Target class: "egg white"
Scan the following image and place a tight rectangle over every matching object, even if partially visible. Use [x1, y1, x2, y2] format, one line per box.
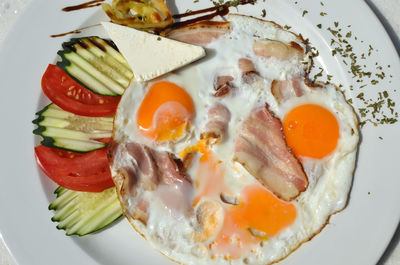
[111, 14, 359, 265]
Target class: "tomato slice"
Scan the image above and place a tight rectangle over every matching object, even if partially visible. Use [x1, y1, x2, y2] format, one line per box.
[41, 64, 121, 117]
[35, 145, 114, 192]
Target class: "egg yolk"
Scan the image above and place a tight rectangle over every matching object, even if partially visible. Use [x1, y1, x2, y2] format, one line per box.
[180, 140, 226, 207]
[283, 104, 339, 159]
[137, 81, 195, 141]
[211, 185, 297, 259]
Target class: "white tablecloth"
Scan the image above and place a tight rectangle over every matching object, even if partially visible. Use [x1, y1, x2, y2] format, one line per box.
[0, 0, 399, 264]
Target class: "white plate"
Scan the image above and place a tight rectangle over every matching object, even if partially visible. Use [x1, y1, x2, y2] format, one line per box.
[0, 0, 399, 264]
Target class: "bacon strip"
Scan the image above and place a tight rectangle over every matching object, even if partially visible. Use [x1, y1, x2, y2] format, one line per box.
[238, 58, 259, 84]
[150, 149, 191, 185]
[238, 58, 257, 76]
[214, 75, 235, 97]
[165, 21, 230, 46]
[201, 103, 231, 143]
[109, 141, 192, 224]
[233, 105, 308, 201]
[271, 76, 304, 103]
[122, 142, 191, 186]
[131, 199, 150, 225]
[253, 39, 303, 61]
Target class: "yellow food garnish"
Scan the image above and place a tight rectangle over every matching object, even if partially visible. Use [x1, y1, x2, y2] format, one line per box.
[102, 0, 173, 31]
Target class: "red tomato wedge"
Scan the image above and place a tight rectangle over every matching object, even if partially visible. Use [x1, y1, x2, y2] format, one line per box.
[41, 64, 120, 117]
[35, 145, 114, 192]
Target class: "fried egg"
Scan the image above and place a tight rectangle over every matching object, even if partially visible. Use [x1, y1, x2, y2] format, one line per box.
[109, 14, 359, 265]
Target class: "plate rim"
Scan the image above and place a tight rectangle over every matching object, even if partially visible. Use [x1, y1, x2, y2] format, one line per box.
[0, 0, 399, 265]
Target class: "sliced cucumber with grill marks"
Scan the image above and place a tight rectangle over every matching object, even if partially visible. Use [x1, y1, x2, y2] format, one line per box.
[57, 36, 133, 96]
[49, 186, 123, 236]
[33, 104, 113, 152]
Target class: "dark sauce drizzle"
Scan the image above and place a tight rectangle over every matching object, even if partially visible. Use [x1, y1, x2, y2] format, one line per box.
[170, 6, 229, 29]
[62, 0, 104, 12]
[170, 0, 256, 29]
[52, 0, 256, 37]
[50, 24, 100, 38]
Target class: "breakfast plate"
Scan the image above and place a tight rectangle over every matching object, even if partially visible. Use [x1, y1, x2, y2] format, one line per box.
[0, 0, 399, 265]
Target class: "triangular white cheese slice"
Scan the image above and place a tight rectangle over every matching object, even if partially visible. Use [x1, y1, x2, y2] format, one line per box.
[102, 22, 206, 82]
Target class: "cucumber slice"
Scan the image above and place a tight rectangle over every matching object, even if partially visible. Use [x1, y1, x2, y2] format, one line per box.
[33, 104, 113, 152]
[92, 37, 132, 69]
[49, 186, 123, 236]
[59, 61, 117, 96]
[62, 52, 125, 95]
[79, 38, 133, 80]
[70, 39, 130, 87]
[57, 36, 133, 96]
[41, 138, 106, 153]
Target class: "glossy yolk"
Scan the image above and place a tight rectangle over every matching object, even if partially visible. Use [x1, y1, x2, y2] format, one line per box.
[194, 150, 225, 206]
[180, 140, 225, 206]
[283, 104, 339, 159]
[211, 185, 297, 259]
[137, 81, 195, 141]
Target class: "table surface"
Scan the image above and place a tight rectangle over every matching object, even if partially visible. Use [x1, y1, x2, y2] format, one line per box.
[0, 0, 399, 264]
